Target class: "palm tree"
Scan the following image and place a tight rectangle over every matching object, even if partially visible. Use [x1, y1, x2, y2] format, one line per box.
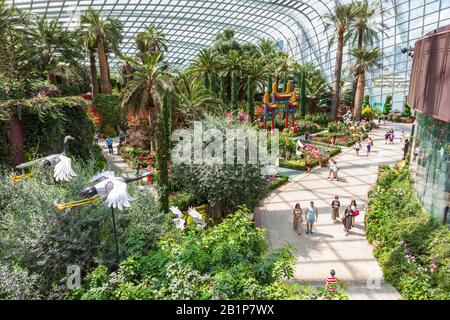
[219, 49, 244, 109]
[120, 52, 173, 130]
[350, 0, 387, 106]
[213, 28, 241, 54]
[175, 74, 224, 122]
[274, 51, 295, 91]
[80, 7, 123, 94]
[188, 48, 219, 90]
[323, 0, 355, 120]
[78, 27, 99, 95]
[136, 24, 167, 58]
[28, 17, 81, 84]
[351, 47, 382, 121]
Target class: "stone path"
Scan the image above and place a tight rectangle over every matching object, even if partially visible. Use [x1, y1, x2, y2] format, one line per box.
[98, 137, 134, 176]
[255, 123, 412, 300]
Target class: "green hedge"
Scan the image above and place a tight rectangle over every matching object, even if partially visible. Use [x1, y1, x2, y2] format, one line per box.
[268, 175, 289, 190]
[0, 96, 95, 166]
[367, 164, 450, 300]
[92, 94, 122, 133]
[280, 158, 318, 171]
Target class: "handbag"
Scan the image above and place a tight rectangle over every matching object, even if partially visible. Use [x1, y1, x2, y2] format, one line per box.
[353, 210, 360, 217]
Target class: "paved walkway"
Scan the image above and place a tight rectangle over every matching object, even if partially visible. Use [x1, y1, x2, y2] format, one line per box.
[97, 138, 156, 194]
[255, 123, 412, 300]
[98, 137, 134, 175]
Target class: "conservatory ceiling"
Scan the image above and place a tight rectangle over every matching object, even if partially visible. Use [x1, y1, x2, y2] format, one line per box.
[8, 0, 333, 68]
[7, 0, 450, 110]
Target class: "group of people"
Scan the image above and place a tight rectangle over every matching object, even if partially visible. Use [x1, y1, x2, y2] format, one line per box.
[331, 196, 359, 236]
[292, 202, 319, 235]
[327, 159, 340, 181]
[292, 197, 359, 236]
[354, 137, 374, 157]
[384, 129, 395, 144]
[93, 129, 127, 155]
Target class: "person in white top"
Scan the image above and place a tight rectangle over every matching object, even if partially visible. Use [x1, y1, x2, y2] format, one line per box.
[354, 140, 362, 156]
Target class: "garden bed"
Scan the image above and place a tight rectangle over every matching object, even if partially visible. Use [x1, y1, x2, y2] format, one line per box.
[366, 164, 450, 300]
[313, 132, 368, 147]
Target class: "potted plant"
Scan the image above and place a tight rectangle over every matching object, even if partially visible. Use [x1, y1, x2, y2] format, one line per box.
[402, 103, 415, 123]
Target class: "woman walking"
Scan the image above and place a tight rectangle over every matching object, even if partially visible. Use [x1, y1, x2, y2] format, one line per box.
[330, 160, 340, 182]
[366, 138, 372, 157]
[305, 201, 319, 235]
[343, 205, 354, 236]
[305, 154, 311, 173]
[354, 140, 362, 156]
[293, 203, 303, 235]
[350, 199, 359, 227]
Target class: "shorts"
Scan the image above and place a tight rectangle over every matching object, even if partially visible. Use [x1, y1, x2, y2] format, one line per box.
[307, 217, 315, 224]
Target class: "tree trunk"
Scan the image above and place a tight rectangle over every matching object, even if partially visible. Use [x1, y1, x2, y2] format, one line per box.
[351, 29, 365, 108]
[231, 70, 238, 110]
[353, 70, 365, 121]
[7, 116, 24, 166]
[247, 76, 254, 122]
[331, 29, 344, 120]
[97, 37, 112, 94]
[47, 69, 57, 85]
[157, 94, 170, 214]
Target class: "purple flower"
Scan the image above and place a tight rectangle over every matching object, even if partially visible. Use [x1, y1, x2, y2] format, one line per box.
[403, 249, 409, 255]
[399, 241, 405, 247]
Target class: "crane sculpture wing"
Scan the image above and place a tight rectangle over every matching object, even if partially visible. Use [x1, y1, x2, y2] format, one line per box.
[173, 217, 186, 230]
[188, 207, 206, 228]
[106, 179, 133, 210]
[53, 155, 77, 182]
[90, 171, 116, 183]
[170, 206, 183, 218]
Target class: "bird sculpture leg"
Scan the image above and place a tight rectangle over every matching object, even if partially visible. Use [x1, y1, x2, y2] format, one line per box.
[10, 172, 33, 183]
[110, 207, 120, 263]
[53, 195, 100, 211]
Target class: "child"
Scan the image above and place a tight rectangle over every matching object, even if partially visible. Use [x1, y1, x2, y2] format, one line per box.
[354, 140, 361, 156]
[331, 196, 340, 223]
[325, 269, 338, 293]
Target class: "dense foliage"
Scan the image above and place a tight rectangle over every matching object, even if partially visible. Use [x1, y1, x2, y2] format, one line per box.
[171, 116, 269, 218]
[0, 160, 169, 299]
[0, 96, 96, 167]
[92, 94, 122, 135]
[70, 207, 347, 300]
[367, 164, 450, 300]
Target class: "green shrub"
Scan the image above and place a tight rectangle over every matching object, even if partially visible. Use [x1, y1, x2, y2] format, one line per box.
[0, 96, 95, 166]
[401, 103, 412, 117]
[367, 164, 450, 300]
[280, 158, 318, 171]
[70, 207, 347, 300]
[0, 160, 169, 299]
[305, 113, 332, 127]
[382, 95, 392, 115]
[92, 94, 122, 132]
[268, 175, 289, 190]
[169, 191, 201, 210]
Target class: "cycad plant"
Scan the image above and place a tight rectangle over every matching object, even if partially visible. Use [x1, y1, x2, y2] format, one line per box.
[188, 48, 219, 90]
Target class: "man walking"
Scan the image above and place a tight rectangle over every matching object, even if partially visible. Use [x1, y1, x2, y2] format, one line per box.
[305, 201, 319, 235]
[106, 136, 114, 155]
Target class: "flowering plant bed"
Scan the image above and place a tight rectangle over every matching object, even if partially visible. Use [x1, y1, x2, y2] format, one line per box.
[367, 164, 450, 300]
[313, 131, 367, 147]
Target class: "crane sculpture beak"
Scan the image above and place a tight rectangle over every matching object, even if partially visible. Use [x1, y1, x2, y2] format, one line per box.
[53, 194, 100, 212]
[10, 173, 33, 183]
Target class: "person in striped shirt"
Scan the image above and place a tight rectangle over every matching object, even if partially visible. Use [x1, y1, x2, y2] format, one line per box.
[325, 269, 338, 292]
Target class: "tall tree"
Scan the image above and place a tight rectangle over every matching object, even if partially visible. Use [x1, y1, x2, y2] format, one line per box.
[351, 47, 382, 121]
[80, 7, 123, 94]
[157, 94, 170, 213]
[246, 76, 254, 122]
[28, 17, 81, 84]
[350, 0, 386, 107]
[79, 26, 99, 95]
[136, 24, 167, 58]
[323, 0, 355, 120]
[120, 52, 173, 144]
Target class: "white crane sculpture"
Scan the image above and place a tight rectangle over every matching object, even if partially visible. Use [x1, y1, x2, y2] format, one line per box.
[170, 206, 206, 229]
[14, 135, 77, 182]
[53, 170, 152, 261]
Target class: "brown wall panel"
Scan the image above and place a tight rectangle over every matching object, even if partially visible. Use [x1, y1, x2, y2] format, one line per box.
[407, 27, 450, 123]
